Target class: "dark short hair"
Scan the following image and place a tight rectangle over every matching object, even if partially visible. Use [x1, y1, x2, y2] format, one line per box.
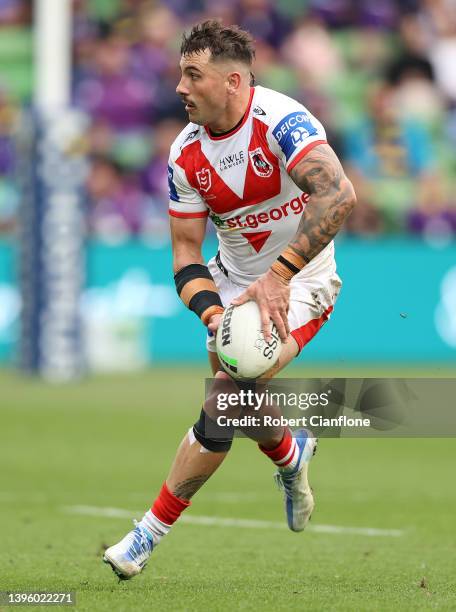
[180, 20, 255, 66]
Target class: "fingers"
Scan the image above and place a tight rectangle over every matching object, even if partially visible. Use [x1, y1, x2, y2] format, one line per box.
[282, 307, 291, 338]
[271, 309, 289, 342]
[261, 304, 290, 343]
[259, 303, 272, 342]
[231, 276, 290, 343]
[231, 291, 249, 306]
[208, 313, 223, 333]
[215, 370, 232, 380]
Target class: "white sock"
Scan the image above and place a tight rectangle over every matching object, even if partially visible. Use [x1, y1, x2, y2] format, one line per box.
[139, 510, 171, 547]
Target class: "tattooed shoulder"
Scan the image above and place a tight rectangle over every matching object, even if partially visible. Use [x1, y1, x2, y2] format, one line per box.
[290, 143, 345, 197]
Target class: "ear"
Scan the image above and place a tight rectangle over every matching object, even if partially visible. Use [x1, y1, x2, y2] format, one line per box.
[226, 72, 241, 94]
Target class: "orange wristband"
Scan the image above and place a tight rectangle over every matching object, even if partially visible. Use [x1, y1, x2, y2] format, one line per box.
[271, 247, 309, 281]
[201, 305, 224, 326]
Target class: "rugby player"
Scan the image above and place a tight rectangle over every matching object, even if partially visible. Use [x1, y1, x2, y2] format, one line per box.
[104, 20, 356, 579]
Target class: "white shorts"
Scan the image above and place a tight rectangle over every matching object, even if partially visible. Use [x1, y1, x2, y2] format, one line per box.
[206, 255, 342, 354]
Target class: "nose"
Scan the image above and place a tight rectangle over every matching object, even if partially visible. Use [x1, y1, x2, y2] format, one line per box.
[176, 77, 189, 96]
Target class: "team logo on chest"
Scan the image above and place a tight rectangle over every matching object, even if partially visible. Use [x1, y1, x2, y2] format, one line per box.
[249, 147, 273, 178]
[196, 168, 211, 192]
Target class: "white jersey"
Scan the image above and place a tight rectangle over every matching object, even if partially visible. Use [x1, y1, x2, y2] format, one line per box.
[168, 85, 335, 286]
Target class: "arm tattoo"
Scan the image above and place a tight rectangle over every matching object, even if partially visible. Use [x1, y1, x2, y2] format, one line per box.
[289, 144, 356, 263]
[172, 475, 210, 500]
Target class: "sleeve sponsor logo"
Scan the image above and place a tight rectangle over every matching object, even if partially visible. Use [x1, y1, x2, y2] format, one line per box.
[168, 165, 179, 202]
[272, 111, 318, 160]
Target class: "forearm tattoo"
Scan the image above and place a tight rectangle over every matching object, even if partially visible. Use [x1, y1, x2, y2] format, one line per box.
[172, 475, 210, 500]
[289, 144, 356, 263]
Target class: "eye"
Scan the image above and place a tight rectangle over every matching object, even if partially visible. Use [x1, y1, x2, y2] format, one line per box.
[190, 73, 200, 81]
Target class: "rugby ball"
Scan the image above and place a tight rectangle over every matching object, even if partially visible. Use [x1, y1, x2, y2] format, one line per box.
[216, 301, 282, 380]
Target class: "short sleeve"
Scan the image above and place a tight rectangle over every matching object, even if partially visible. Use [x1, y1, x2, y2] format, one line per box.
[269, 106, 327, 173]
[168, 158, 208, 219]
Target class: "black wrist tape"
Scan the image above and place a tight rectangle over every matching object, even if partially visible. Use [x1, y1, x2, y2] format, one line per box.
[189, 290, 223, 319]
[174, 264, 223, 319]
[277, 255, 301, 275]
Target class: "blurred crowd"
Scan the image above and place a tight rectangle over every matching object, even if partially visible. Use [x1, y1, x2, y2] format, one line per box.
[0, 0, 456, 242]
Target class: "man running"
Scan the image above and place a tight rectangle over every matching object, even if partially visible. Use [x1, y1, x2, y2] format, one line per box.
[104, 20, 356, 580]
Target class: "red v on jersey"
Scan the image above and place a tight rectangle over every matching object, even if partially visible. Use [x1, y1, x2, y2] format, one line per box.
[175, 119, 281, 215]
[241, 230, 272, 253]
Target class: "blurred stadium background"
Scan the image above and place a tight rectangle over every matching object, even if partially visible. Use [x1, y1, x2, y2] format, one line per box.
[0, 0, 455, 375]
[1, 3, 456, 610]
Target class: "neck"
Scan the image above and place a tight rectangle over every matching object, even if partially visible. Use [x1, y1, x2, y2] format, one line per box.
[207, 87, 252, 134]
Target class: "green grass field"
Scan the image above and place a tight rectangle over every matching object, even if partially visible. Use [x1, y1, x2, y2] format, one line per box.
[1, 367, 455, 611]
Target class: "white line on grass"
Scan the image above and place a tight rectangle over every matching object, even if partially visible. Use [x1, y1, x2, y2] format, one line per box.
[62, 505, 404, 538]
